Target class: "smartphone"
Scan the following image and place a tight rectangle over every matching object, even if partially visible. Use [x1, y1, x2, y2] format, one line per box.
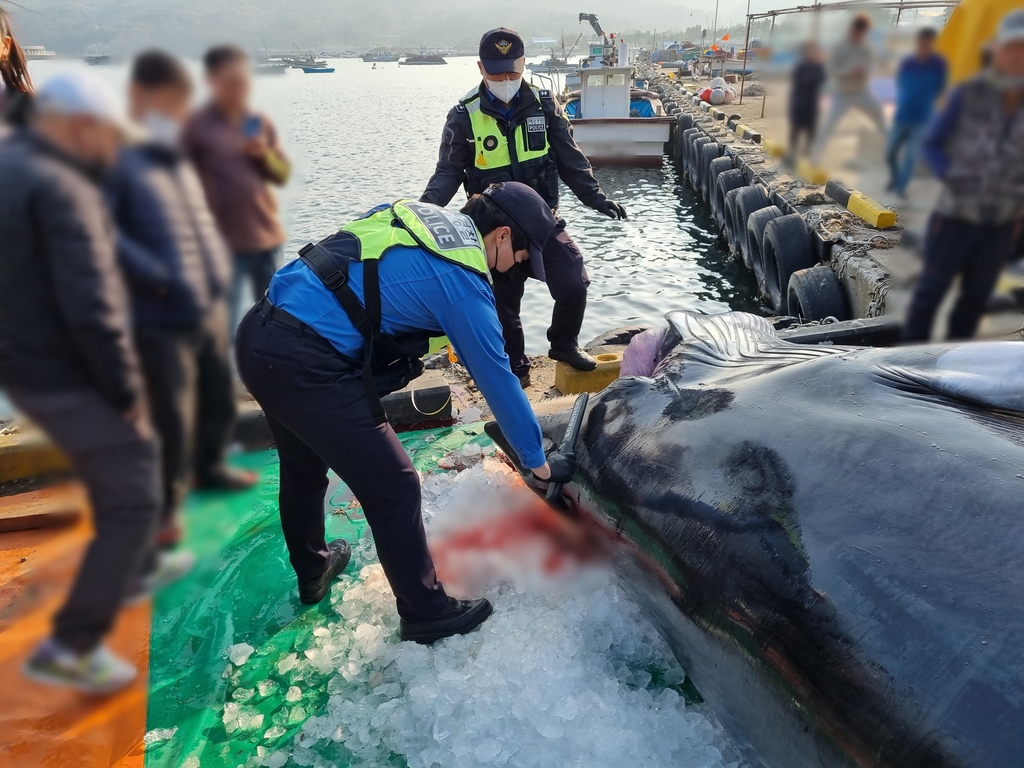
[242, 115, 262, 139]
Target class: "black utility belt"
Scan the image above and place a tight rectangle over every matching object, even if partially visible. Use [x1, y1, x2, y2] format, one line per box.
[256, 295, 318, 337]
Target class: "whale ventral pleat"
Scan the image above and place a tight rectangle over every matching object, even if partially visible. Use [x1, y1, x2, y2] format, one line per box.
[657, 311, 846, 384]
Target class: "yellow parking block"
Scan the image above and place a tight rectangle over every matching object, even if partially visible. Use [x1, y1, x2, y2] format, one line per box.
[554, 352, 622, 395]
[795, 157, 829, 185]
[847, 192, 897, 229]
[762, 139, 786, 158]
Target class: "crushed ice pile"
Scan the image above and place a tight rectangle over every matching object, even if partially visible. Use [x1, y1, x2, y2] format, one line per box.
[222, 449, 740, 768]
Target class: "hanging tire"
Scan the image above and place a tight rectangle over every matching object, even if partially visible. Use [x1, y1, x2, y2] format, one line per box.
[763, 214, 817, 313]
[731, 185, 771, 269]
[788, 266, 849, 321]
[690, 137, 713, 190]
[697, 143, 723, 201]
[713, 169, 745, 234]
[723, 186, 747, 258]
[746, 205, 784, 292]
[703, 155, 733, 205]
[677, 113, 693, 131]
[680, 128, 699, 170]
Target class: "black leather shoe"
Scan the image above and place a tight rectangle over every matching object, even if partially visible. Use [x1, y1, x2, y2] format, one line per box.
[298, 539, 352, 604]
[518, 372, 531, 390]
[548, 347, 597, 371]
[399, 597, 493, 645]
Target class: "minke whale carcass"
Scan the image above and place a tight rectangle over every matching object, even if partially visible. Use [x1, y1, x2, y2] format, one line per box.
[538, 311, 1024, 768]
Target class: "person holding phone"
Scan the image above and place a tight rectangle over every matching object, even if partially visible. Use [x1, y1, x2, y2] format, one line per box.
[184, 45, 290, 331]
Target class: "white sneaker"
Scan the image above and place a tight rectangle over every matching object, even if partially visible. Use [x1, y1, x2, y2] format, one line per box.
[124, 549, 197, 606]
[24, 638, 137, 695]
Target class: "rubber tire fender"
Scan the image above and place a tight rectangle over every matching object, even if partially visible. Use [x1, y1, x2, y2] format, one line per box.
[679, 128, 700, 169]
[723, 186, 747, 259]
[703, 155, 734, 205]
[787, 265, 849, 321]
[731, 185, 771, 269]
[763, 213, 816, 313]
[676, 113, 693, 131]
[713, 169, 746, 235]
[697, 143, 724, 201]
[689, 136, 714, 190]
[746, 205, 785, 292]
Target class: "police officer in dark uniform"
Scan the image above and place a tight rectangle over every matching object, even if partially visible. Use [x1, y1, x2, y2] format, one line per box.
[235, 182, 577, 645]
[422, 28, 627, 388]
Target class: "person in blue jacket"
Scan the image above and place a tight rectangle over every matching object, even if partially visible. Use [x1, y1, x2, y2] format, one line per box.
[885, 27, 946, 199]
[235, 182, 576, 644]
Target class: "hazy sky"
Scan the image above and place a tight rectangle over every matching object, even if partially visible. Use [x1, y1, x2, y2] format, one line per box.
[9, 0, 823, 55]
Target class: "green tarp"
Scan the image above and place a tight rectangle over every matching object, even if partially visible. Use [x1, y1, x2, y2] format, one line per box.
[144, 425, 492, 768]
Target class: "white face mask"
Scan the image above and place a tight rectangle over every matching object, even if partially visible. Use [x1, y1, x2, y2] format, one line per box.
[485, 76, 522, 104]
[142, 110, 181, 147]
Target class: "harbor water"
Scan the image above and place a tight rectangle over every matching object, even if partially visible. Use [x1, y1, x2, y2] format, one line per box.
[26, 56, 759, 353]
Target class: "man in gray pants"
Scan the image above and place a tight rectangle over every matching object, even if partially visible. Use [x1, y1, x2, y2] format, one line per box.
[0, 72, 161, 693]
[812, 13, 886, 164]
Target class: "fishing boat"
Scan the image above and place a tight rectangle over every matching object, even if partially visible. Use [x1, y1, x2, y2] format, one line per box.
[527, 57, 577, 74]
[287, 52, 329, 69]
[301, 66, 335, 74]
[84, 54, 111, 66]
[562, 34, 672, 166]
[400, 54, 447, 65]
[361, 49, 400, 63]
[255, 60, 289, 75]
[23, 45, 55, 60]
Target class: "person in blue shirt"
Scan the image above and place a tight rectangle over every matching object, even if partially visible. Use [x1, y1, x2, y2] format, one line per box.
[234, 182, 576, 645]
[886, 28, 947, 199]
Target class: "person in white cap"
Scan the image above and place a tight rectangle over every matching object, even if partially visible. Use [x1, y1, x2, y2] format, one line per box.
[0, 70, 162, 693]
[904, 8, 1024, 341]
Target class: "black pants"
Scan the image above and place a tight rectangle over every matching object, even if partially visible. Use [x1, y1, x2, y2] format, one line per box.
[135, 301, 237, 526]
[903, 215, 1014, 342]
[7, 387, 160, 653]
[234, 303, 449, 621]
[789, 109, 817, 156]
[494, 218, 589, 377]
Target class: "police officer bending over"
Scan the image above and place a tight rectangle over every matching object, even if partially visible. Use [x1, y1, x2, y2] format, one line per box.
[422, 27, 627, 388]
[235, 182, 576, 644]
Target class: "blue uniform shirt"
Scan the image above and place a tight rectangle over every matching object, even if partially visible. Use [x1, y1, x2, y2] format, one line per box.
[268, 242, 546, 469]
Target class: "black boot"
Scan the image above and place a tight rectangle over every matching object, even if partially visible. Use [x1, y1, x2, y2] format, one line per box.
[399, 597, 493, 644]
[547, 298, 596, 371]
[548, 346, 597, 370]
[298, 539, 352, 604]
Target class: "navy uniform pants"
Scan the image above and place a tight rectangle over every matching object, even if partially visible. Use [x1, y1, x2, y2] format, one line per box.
[234, 302, 449, 621]
[903, 214, 1014, 342]
[494, 218, 590, 377]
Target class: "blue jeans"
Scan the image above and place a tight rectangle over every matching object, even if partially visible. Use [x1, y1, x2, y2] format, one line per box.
[229, 245, 282, 331]
[886, 120, 929, 195]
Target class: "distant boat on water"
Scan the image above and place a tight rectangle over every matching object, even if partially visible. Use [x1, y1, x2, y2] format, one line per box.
[255, 61, 289, 75]
[24, 46, 56, 60]
[361, 49, 399, 62]
[85, 54, 111, 66]
[301, 66, 335, 73]
[400, 54, 447, 66]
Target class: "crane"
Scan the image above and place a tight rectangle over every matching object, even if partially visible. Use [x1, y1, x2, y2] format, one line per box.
[578, 13, 607, 45]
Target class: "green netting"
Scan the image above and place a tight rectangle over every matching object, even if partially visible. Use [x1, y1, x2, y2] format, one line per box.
[144, 424, 492, 768]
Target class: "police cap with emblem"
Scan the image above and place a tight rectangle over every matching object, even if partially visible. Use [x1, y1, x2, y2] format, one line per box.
[479, 28, 526, 75]
[482, 182, 557, 281]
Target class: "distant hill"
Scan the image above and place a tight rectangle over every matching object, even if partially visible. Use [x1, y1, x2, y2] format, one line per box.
[8, 0, 744, 56]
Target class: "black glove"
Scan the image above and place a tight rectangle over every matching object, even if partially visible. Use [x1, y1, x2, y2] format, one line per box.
[596, 199, 628, 220]
[532, 451, 577, 485]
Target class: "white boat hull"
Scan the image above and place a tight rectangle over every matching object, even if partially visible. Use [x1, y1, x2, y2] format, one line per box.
[569, 117, 674, 166]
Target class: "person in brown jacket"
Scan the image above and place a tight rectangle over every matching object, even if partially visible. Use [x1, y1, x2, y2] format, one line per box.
[183, 45, 290, 330]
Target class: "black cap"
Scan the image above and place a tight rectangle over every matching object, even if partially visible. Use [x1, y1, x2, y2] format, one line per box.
[482, 182, 557, 281]
[479, 28, 525, 75]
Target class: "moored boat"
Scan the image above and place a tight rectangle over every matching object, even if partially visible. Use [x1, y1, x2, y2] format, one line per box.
[400, 54, 447, 65]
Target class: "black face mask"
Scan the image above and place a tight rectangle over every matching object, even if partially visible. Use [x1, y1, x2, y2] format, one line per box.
[489, 239, 522, 286]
